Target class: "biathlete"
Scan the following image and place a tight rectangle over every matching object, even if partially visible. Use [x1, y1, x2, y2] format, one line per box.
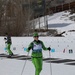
[27, 32, 51, 75]
[4, 33, 13, 57]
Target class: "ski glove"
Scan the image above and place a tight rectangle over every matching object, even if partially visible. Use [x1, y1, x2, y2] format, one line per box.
[4, 38, 7, 40]
[47, 47, 51, 51]
[24, 48, 27, 51]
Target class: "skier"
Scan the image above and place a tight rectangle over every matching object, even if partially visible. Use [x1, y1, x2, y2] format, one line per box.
[4, 33, 13, 57]
[27, 32, 51, 75]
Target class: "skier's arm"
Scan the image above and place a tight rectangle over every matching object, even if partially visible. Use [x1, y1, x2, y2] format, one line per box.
[27, 42, 33, 52]
[42, 41, 51, 51]
[41, 41, 48, 50]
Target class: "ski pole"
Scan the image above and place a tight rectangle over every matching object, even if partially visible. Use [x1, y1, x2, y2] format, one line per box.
[49, 51, 52, 75]
[21, 52, 29, 75]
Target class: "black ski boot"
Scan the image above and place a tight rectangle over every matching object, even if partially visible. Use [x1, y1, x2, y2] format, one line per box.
[7, 55, 12, 58]
[7, 53, 14, 58]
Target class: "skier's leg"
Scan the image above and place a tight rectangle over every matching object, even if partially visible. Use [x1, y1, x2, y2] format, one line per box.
[36, 58, 42, 75]
[7, 44, 13, 55]
[32, 57, 43, 75]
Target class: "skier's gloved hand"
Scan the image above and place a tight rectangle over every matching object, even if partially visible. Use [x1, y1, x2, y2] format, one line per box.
[4, 38, 7, 40]
[48, 47, 51, 51]
[24, 48, 27, 51]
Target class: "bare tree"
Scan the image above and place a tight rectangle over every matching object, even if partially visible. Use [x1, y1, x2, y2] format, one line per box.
[0, 0, 34, 36]
[0, 0, 50, 36]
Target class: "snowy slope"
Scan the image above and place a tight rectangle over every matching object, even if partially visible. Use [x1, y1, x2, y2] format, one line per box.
[48, 11, 75, 31]
[35, 11, 75, 36]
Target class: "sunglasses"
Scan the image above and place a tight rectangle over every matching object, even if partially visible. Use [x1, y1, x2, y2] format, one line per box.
[34, 36, 39, 37]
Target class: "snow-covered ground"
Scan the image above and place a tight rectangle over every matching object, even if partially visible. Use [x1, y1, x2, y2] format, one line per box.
[0, 36, 75, 75]
[0, 11, 75, 75]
